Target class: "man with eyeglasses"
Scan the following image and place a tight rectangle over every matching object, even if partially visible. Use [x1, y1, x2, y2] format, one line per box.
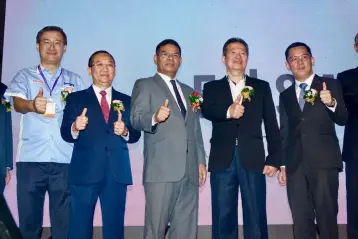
[278, 42, 347, 239]
[337, 33, 358, 239]
[131, 39, 207, 239]
[61, 50, 140, 239]
[4, 26, 84, 239]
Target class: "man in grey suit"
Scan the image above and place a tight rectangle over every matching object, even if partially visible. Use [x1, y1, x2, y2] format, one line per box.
[131, 39, 207, 239]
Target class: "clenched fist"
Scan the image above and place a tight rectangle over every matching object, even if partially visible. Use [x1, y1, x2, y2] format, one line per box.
[114, 111, 128, 136]
[154, 99, 170, 123]
[229, 96, 245, 119]
[73, 108, 88, 133]
[32, 88, 47, 114]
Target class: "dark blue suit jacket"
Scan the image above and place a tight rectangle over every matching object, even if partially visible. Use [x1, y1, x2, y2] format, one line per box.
[0, 83, 13, 175]
[61, 86, 141, 185]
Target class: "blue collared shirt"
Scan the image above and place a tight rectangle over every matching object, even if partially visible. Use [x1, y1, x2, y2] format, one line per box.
[5, 65, 85, 163]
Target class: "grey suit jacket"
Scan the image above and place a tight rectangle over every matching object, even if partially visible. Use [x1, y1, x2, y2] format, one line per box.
[130, 74, 205, 184]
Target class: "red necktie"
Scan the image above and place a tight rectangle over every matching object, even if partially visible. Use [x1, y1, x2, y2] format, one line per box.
[100, 90, 110, 123]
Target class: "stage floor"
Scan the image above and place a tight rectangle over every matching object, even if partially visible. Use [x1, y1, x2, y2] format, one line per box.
[41, 225, 348, 238]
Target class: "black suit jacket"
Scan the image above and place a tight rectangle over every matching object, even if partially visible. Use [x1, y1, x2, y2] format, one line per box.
[202, 76, 281, 172]
[337, 67, 358, 162]
[279, 75, 347, 174]
[0, 83, 13, 175]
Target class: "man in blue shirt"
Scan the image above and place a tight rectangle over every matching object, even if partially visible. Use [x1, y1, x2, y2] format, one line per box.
[0, 82, 13, 193]
[5, 26, 84, 239]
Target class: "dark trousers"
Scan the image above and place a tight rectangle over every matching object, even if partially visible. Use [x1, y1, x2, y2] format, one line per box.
[0, 173, 5, 193]
[16, 162, 70, 239]
[345, 160, 358, 239]
[210, 147, 268, 239]
[69, 172, 127, 239]
[287, 163, 339, 239]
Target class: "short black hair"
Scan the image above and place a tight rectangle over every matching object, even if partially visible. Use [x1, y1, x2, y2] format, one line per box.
[88, 50, 116, 67]
[155, 39, 181, 56]
[222, 38, 249, 56]
[36, 26, 67, 45]
[285, 42, 312, 60]
[355, 33, 358, 44]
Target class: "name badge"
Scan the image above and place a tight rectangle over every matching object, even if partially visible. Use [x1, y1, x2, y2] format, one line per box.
[44, 98, 56, 117]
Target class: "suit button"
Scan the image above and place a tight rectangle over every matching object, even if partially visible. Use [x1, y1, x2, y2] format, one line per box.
[301, 117, 305, 121]
[105, 146, 108, 151]
[106, 129, 110, 134]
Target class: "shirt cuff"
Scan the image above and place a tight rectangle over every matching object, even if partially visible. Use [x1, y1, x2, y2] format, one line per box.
[326, 99, 337, 112]
[152, 114, 158, 126]
[226, 107, 231, 119]
[121, 131, 130, 141]
[71, 123, 79, 139]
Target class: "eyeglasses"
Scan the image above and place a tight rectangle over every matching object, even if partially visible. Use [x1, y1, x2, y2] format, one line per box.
[91, 63, 115, 69]
[288, 54, 310, 64]
[40, 39, 64, 46]
[158, 52, 181, 59]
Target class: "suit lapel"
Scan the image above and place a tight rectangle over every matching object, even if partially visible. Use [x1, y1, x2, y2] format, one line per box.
[286, 84, 302, 114]
[177, 81, 191, 122]
[303, 75, 322, 114]
[153, 74, 184, 119]
[108, 88, 118, 126]
[220, 76, 235, 105]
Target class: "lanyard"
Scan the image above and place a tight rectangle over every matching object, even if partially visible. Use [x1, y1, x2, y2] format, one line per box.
[38, 65, 63, 97]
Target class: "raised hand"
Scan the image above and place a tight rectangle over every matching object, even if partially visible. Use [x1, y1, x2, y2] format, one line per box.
[114, 111, 127, 136]
[320, 82, 334, 106]
[229, 95, 245, 119]
[73, 108, 88, 132]
[32, 87, 47, 114]
[154, 99, 170, 123]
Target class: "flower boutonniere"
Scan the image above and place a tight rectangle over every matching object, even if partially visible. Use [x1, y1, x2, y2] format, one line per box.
[188, 91, 203, 112]
[111, 100, 125, 112]
[61, 87, 73, 102]
[303, 88, 318, 105]
[241, 86, 255, 102]
[1, 98, 11, 112]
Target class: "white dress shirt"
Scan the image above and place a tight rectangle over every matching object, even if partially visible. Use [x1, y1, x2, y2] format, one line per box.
[152, 72, 187, 125]
[226, 75, 246, 118]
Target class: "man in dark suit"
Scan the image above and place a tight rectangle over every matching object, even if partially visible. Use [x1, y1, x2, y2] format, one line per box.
[61, 50, 141, 239]
[0, 82, 13, 193]
[337, 33, 358, 239]
[278, 42, 347, 239]
[201, 38, 281, 239]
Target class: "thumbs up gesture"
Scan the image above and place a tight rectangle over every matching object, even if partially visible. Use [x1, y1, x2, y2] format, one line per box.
[114, 111, 128, 136]
[320, 82, 335, 106]
[73, 108, 88, 132]
[229, 95, 245, 119]
[32, 87, 47, 114]
[154, 99, 170, 123]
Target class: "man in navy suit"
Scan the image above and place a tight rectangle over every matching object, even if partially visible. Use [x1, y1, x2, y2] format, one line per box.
[0, 82, 13, 193]
[61, 50, 141, 239]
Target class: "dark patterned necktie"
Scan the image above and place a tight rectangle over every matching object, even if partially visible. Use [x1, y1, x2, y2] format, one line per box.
[170, 80, 186, 118]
